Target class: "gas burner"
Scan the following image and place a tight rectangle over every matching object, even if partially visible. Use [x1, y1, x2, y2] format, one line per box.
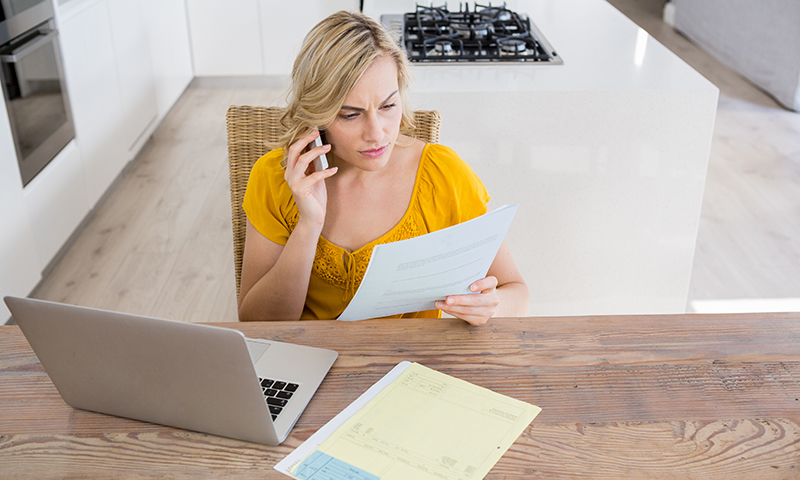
[424, 37, 463, 57]
[498, 37, 529, 54]
[451, 20, 493, 40]
[382, 2, 562, 64]
[416, 6, 448, 22]
[477, 6, 513, 22]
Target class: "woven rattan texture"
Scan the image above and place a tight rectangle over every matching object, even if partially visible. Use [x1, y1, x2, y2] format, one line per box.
[226, 106, 441, 298]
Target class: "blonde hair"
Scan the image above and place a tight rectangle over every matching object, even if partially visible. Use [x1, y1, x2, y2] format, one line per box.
[277, 11, 414, 164]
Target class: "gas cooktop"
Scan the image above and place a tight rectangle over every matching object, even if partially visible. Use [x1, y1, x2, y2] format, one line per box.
[381, 3, 562, 64]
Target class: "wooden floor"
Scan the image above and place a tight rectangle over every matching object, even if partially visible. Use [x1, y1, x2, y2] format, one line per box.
[31, 86, 290, 322]
[30, 1, 800, 321]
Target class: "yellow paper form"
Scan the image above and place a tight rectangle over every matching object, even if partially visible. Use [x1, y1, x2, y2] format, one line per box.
[291, 362, 541, 480]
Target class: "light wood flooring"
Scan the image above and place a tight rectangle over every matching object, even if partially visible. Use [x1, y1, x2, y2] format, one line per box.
[31, 86, 290, 322]
[30, 1, 800, 320]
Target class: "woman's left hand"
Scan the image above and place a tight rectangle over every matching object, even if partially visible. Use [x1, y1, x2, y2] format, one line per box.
[435, 276, 500, 326]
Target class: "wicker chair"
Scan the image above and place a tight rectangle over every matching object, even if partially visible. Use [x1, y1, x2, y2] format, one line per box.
[226, 106, 442, 298]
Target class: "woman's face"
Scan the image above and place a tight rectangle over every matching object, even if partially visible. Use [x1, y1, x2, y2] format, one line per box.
[324, 55, 403, 173]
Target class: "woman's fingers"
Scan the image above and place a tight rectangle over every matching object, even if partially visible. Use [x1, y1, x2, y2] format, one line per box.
[435, 276, 500, 325]
[286, 131, 329, 174]
[471, 276, 498, 292]
[286, 130, 321, 166]
[283, 130, 335, 193]
[282, 130, 337, 227]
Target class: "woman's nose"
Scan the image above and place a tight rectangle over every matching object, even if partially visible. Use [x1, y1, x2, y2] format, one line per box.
[362, 113, 383, 143]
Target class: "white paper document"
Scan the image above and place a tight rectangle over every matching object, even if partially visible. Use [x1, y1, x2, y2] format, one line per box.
[274, 361, 413, 477]
[275, 361, 541, 480]
[337, 204, 518, 321]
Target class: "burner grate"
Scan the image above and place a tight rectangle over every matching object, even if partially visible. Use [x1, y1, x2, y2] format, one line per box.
[382, 2, 562, 64]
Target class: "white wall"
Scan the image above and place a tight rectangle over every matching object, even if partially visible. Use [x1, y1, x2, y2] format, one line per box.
[672, 0, 800, 111]
[186, 0, 358, 77]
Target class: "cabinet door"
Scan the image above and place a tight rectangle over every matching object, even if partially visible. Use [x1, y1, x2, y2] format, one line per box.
[260, 0, 359, 76]
[58, 0, 128, 207]
[187, 0, 263, 76]
[22, 142, 90, 273]
[0, 100, 41, 322]
[107, 0, 159, 154]
[140, 0, 194, 119]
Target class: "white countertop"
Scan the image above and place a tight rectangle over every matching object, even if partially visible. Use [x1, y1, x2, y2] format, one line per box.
[367, 0, 720, 317]
[366, 0, 716, 94]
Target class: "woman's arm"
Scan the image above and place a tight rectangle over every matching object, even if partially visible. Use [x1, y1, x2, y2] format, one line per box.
[435, 241, 529, 325]
[239, 219, 323, 320]
[238, 130, 336, 321]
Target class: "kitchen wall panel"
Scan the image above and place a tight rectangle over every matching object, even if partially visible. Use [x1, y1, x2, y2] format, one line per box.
[140, 0, 194, 118]
[259, 0, 358, 76]
[106, 0, 159, 153]
[58, 0, 128, 207]
[186, 0, 263, 76]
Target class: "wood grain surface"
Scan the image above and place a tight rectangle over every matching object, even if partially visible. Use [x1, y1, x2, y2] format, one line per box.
[2, 313, 800, 478]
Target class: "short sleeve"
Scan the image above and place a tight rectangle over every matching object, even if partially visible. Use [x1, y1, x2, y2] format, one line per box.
[242, 149, 297, 245]
[416, 144, 490, 232]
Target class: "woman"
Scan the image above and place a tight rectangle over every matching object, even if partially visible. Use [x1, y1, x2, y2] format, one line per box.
[239, 11, 528, 325]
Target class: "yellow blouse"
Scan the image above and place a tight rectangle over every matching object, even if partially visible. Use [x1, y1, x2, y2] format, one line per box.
[242, 143, 490, 320]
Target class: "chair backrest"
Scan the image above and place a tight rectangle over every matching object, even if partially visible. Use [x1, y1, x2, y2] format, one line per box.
[226, 106, 442, 298]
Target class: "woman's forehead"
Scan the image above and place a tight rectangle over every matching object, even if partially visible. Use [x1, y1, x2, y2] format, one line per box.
[341, 56, 399, 108]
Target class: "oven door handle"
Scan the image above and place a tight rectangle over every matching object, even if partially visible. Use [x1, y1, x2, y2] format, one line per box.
[0, 30, 58, 63]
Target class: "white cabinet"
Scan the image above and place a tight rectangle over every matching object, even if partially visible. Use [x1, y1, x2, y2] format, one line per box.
[57, 0, 166, 206]
[22, 142, 90, 273]
[186, 0, 358, 77]
[259, 0, 358, 76]
[58, 0, 128, 206]
[0, 99, 41, 322]
[107, 0, 159, 153]
[186, 0, 263, 76]
[140, 0, 194, 118]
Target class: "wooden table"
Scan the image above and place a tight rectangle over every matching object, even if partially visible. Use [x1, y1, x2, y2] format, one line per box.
[2, 313, 799, 478]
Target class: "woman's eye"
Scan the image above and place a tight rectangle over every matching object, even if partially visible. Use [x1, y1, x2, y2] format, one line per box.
[382, 103, 396, 110]
[341, 112, 359, 120]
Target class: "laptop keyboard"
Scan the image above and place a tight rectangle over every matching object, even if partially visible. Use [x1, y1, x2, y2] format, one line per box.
[258, 377, 299, 421]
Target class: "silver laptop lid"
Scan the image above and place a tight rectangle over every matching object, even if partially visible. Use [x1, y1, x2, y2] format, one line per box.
[4, 296, 336, 445]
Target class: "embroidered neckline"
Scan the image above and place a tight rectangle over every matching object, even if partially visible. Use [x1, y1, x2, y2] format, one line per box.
[287, 144, 431, 296]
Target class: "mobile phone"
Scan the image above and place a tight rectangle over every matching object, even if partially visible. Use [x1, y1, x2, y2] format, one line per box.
[311, 130, 329, 172]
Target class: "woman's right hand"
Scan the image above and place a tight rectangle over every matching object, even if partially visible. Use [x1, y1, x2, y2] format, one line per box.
[284, 130, 337, 229]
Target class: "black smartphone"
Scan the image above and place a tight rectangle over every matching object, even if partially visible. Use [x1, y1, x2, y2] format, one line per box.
[310, 130, 329, 172]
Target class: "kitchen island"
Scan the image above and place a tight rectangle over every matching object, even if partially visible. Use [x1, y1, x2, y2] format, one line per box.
[366, 0, 719, 316]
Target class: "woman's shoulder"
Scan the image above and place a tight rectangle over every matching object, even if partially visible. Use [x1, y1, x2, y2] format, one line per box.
[243, 148, 297, 243]
[420, 143, 481, 183]
[415, 143, 490, 225]
[422, 143, 459, 162]
[247, 148, 293, 196]
[245, 147, 294, 211]
[250, 148, 285, 180]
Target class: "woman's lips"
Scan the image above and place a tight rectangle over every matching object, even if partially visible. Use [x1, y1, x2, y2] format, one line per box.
[359, 145, 388, 159]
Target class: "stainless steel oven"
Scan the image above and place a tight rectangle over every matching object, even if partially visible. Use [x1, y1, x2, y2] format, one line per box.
[1, 0, 74, 186]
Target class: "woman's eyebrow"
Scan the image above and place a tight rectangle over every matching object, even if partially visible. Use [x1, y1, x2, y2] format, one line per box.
[340, 90, 399, 111]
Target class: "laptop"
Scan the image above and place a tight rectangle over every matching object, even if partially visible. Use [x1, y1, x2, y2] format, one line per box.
[4, 296, 337, 446]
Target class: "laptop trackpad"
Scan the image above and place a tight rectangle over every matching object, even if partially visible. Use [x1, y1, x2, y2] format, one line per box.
[245, 339, 270, 364]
